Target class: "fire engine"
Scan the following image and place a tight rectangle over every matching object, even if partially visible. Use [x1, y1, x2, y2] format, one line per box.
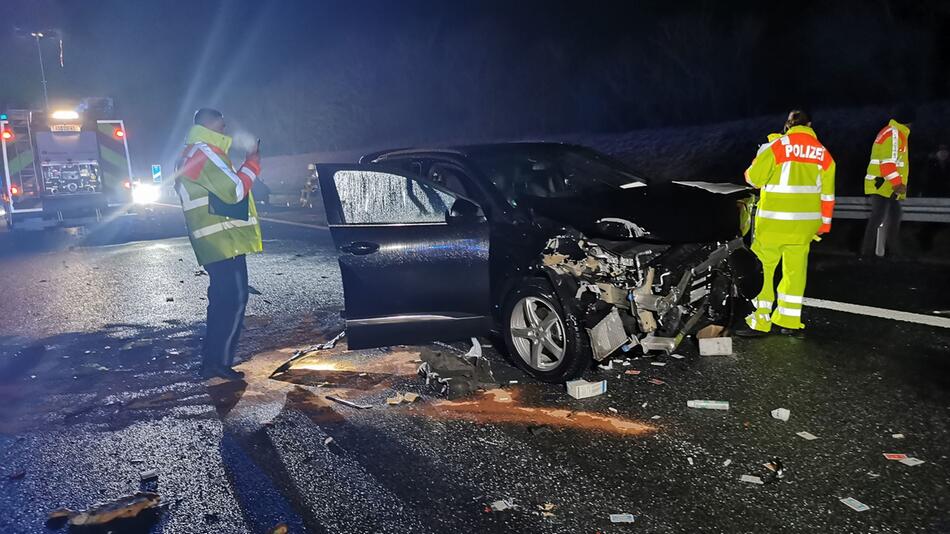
[1, 105, 156, 230]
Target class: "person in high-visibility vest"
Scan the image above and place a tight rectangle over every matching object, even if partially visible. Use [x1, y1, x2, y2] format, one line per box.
[860, 105, 915, 257]
[176, 108, 262, 380]
[736, 110, 836, 337]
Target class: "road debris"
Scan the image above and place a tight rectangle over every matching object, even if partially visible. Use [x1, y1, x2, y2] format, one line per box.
[647, 378, 665, 385]
[699, 336, 732, 355]
[624, 369, 641, 375]
[650, 361, 666, 366]
[538, 503, 557, 518]
[489, 498, 518, 512]
[723, 459, 732, 467]
[899, 457, 925, 466]
[598, 361, 614, 371]
[139, 469, 158, 481]
[651, 415, 661, 420]
[418, 347, 496, 397]
[770, 408, 790, 421]
[687, 457, 694, 466]
[740, 475, 764, 485]
[566, 379, 607, 399]
[883, 453, 907, 461]
[55, 491, 161, 526]
[671, 353, 685, 359]
[764, 458, 785, 481]
[839, 497, 870, 512]
[892, 433, 905, 439]
[326, 396, 372, 409]
[464, 337, 482, 358]
[796, 431, 818, 440]
[609, 513, 637, 523]
[267, 523, 289, 534]
[270, 331, 347, 376]
[324, 437, 334, 447]
[687, 400, 729, 410]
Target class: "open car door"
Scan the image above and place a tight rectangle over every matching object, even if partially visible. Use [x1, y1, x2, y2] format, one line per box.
[317, 164, 491, 349]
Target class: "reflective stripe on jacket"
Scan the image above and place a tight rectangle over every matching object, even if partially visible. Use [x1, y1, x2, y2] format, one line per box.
[744, 125, 836, 244]
[176, 125, 263, 266]
[865, 119, 910, 200]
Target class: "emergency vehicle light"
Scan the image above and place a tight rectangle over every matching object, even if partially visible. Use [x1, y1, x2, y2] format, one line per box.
[113, 127, 125, 139]
[10, 185, 19, 195]
[0, 129, 12, 141]
[50, 110, 80, 120]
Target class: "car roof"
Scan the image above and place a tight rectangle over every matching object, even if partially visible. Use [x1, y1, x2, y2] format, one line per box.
[361, 141, 580, 163]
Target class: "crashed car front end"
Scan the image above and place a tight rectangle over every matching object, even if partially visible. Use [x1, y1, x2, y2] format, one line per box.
[540, 230, 748, 361]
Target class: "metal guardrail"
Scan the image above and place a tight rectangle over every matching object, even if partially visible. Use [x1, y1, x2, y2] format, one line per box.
[834, 197, 950, 222]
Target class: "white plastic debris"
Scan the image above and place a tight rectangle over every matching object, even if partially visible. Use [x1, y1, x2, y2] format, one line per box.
[740, 475, 764, 485]
[796, 431, 818, 440]
[403, 392, 419, 403]
[608, 407, 618, 414]
[566, 379, 607, 399]
[490, 499, 517, 512]
[650, 361, 666, 367]
[699, 337, 733, 356]
[598, 361, 614, 371]
[464, 337, 482, 358]
[651, 415, 661, 420]
[687, 400, 730, 410]
[609, 513, 637, 523]
[671, 354, 685, 359]
[589, 309, 628, 361]
[687, 457, 694, 466]
[508, 380, 519, 384]
[771, 408, 791, 422]
[723, 459, 732, 467]
[324, 437, 334, 447]
[899, 457, 925, 466]
[139, 469, 158, 481]
[892, 433, 905, 439]
[840, 497, 870, 512]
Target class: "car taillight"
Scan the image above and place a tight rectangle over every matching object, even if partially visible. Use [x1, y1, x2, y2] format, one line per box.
[0, 129, 13, 141]
[10, 185, 20, 195]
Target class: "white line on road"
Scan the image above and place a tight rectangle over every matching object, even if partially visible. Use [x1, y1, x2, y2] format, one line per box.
[154, 202, 328, 230]
[803, 297, 950, 329]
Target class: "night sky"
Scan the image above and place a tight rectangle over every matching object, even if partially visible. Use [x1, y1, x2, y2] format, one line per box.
[1, 0, 948, 175]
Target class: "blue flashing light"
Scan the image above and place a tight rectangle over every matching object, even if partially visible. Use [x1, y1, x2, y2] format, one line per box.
[0, 114, 6, 120]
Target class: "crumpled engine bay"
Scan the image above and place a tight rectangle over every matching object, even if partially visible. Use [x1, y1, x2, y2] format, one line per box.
[540, 232, 745, 360]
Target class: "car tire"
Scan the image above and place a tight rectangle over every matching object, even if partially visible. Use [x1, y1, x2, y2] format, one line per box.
[502, 277, 591, 383]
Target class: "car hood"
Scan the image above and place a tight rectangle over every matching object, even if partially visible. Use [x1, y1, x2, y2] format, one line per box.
[521, 181, 754, 243]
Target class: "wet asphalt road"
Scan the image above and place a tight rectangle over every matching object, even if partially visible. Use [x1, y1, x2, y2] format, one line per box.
[0, 209, 949, 534]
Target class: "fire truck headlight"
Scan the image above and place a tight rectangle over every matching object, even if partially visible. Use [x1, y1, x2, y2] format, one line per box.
[132, 183, 160, 204]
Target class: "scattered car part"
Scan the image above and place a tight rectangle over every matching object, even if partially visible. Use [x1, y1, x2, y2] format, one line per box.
[565, 379, 607, 399]
[270, 331, 346, 377]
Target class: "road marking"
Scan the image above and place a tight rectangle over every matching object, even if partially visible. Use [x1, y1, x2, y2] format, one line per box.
[154, 202, 328, 230]
[803, 297, 950, 329]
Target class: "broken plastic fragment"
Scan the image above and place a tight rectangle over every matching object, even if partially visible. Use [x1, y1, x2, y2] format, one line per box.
[839, 497, 870, 512]
[647, 378, 665, 385]
[699, 337, 733, 356]
[403, 392, 419, 403]
[899, 457, 925, 466]
[386, 395, 405, 405]
[650, 362, 666, 367]
[796, 431, 818, 440]
[891, 433, 905, 439]
[326, 396, 372, 409]
[609, 513, 637, 523]
[464, 337, 482, 358]
[883, 453, 907, 461]
[671, 354, 685, 359]
[139, 469, 158, 482]
[687, 400, 729, 410]
[489, 499, 517, 512]
[565, 379, 606, 399]
[687, 457, 694, 466]
[740, 475, 764, 485]
[723, 459, 732, 467]
[624, 369, 641, 375]
[770, 408, 790, 422]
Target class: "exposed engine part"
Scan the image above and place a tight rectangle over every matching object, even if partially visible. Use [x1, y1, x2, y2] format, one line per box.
[541, 234, 744, 357]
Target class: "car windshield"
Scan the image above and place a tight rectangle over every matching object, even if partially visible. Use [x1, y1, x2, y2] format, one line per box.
[468, 146, 647, 202]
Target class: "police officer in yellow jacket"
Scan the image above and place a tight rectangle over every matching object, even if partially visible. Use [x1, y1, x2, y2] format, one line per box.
[176, 108, 262, 379]
[736, 110, 836, 337]
[861, 105, 915, 257]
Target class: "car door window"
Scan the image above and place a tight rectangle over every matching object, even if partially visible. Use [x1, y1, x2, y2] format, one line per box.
[333, 170, 457, 224]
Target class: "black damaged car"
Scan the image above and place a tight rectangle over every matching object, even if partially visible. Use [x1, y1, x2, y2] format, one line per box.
[314, 143, 759, 383]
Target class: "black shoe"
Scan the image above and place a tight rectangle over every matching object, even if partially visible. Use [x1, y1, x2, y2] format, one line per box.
[200, 365, 245, 380]
[733, 326, 769, 338]
[776, 328, 804, 338]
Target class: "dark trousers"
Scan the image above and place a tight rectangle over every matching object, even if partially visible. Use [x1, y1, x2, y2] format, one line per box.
[861, 195, 903, 256]
[202, 255, 249, 369]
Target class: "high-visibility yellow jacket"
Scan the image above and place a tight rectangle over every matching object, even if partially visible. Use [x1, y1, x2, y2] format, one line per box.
[744, 125, 836, 244]
[865, 119, 910, 200]
[175, 125, 262, 266]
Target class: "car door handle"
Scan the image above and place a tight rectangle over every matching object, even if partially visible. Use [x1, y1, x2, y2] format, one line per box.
[340, 241, 379, 255]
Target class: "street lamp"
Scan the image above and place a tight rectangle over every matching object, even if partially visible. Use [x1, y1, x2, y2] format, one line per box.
[30, 32, 49, 110]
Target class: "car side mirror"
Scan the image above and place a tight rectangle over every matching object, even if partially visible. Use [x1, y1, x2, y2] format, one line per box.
[446, 197, 484, 225]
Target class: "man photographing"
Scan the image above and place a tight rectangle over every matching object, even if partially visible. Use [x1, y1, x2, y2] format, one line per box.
[175, 108, 262, 380]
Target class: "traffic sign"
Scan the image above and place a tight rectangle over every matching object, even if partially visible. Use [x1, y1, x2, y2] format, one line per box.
[151, 164, 162, 183]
